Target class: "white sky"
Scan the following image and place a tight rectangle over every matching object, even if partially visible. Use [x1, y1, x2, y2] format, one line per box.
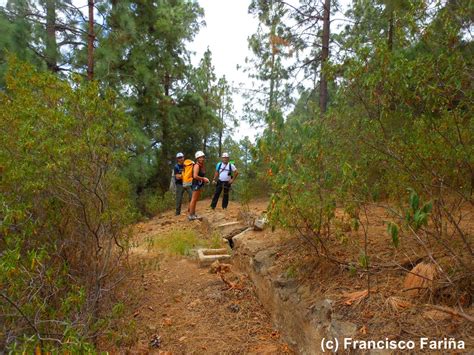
[190, 0, 352, 142]
[188, 0, 260, 142]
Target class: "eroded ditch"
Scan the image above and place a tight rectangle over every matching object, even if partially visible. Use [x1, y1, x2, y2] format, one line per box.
[203, 214, 357, 355]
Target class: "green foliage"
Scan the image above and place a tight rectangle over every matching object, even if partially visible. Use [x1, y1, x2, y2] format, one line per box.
[2, 0, 239, 214]
[95, 0, 208, 192]
[148, 229, 200, 256]
[285, 264, 298, 279]
[0, 58, 134, 351]
[137, 189, 175, 217]
[387, 222, 400, 248]
[404, 189, 432, 231]
[264, 117, 338, 253]
[252, 0, 473, 274]
[358, 252, 369, 269]
[1, 0, 94, 75]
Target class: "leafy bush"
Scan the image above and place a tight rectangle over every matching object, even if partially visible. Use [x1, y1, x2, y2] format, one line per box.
[0, 58, 134, 351]
[137, 189, 175, 217]
[261, 2, 473, 284]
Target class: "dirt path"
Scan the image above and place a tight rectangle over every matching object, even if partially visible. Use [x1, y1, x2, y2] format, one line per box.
[110, 200, 292, 354]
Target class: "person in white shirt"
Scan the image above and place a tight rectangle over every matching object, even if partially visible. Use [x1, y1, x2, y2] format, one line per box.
[210, 152, 238, 210]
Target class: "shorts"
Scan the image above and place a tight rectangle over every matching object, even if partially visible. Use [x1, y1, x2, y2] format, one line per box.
[192, 183, 204, 191]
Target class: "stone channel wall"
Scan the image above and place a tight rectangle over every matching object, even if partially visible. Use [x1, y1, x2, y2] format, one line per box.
[232, 230, 357, 355]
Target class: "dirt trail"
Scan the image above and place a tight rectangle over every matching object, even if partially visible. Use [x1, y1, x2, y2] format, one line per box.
[111, 199, 292, 354]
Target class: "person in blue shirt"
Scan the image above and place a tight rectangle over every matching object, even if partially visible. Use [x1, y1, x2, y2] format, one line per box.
[210, 152, 238, 210]
[174, 152, 192, 215]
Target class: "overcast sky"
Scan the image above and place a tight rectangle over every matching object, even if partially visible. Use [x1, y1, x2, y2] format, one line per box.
[188, 0, 260, 141]
[190, 0, 351, 142]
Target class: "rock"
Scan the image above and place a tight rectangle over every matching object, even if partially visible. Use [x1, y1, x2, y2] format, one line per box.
[273, 275, 298, 289]
[231, 227, 253, 249]
[208, 292, 225, 303]
[228, 303, 241, 313]
[252, 248, 278, 273]
[223, 226, 250, 247]
[197, 248, 231, 267]
[209, 260, 232, 274]
[328, 319, 357, 339]
[254, 216, 268, 231]
[149, 334, 161, 349]
[209, 260, 221, 273]
[308, 299, 333, 323]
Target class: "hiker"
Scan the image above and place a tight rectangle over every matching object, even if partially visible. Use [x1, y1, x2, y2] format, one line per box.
[174, 152, 193, 216]
[188, 150, 209, 220]
[210, 152, 238, 210]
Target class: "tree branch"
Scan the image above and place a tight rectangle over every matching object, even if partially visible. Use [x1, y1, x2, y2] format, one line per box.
[0, 292, 43, 347]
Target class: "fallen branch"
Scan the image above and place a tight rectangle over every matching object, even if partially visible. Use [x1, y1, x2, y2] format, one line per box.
[218, 271, 244, 291]
[424, 304, 474, 323]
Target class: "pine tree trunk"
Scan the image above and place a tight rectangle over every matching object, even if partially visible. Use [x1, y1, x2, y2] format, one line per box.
[218, 105, 223, 158]
[388, 12, 394, 51]
[159, 74, 171, 190]
[319, 0, 330, 114]
[87, 0, 95, 80]
[45, 0, 57, 72]
[266, 16, 279, 134]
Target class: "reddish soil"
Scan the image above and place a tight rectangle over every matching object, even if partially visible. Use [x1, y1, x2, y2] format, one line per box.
[102, 199, 292, 354]
[103, 197, 473, 353]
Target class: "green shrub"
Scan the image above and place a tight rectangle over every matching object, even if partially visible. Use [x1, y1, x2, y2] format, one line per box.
[137, 189, 175, 217]
[0, 58, 134, 352]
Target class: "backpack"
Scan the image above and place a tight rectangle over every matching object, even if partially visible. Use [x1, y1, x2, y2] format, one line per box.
[182, 159, 195, 187]
[217, 162, 233, 178]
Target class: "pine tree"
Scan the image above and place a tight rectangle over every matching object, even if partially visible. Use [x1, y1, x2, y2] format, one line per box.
[96, 0, 204, 191]
[2, 0, 91, 74]
[245, 0, 291, 133]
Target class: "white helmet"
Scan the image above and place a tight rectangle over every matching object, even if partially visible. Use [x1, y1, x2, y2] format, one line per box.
[176, 152, 184, 158]
[222, 152, 229, 158]
[195, 150, 205, 159]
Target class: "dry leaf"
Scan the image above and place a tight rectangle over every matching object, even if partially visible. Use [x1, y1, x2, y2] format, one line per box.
[386, 296, 413, 311]
[422, 309, 451, 321]
[342, 289, 368, 305]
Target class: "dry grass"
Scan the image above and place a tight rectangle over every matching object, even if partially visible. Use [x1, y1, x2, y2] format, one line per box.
[342, 289, 369, 305]
[385, 296, 413, 312]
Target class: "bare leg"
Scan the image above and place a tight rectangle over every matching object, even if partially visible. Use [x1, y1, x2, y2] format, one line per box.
[189, 189, 201, 216]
